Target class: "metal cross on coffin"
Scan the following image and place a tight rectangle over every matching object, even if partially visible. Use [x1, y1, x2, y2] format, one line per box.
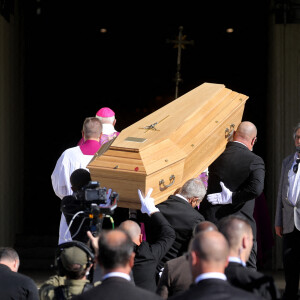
[139, 115, 169, 133]
[167, 26, 194, 99]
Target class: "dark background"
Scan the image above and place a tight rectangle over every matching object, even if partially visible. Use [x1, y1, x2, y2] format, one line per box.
[23, 1, 270, 234]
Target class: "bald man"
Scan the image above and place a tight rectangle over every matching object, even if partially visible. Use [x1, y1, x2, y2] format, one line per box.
[157, 221, 218, 299]
[73, 229, 162, 300]
[199, 121, 265, 269]
[168, 230, 261, 300]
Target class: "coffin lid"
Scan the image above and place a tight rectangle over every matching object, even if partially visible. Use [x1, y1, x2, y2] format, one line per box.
[89, 82, 247, 175]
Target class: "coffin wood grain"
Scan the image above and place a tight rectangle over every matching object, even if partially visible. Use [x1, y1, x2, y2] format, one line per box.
[87, 82, 249, 209]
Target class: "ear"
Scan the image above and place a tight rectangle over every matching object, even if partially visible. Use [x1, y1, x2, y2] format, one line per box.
[113, 119, 116, 126]
[139, 234, 143, 244]
[12, 259, 19, 272]
[241, 235, 247, 250]
[190, 251, 198, 267]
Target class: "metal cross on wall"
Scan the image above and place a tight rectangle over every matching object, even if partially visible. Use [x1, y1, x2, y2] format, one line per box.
[167, 26, 194, 99]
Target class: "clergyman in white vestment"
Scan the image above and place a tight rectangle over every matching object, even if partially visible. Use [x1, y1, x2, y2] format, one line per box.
[51, 117, 102, 244]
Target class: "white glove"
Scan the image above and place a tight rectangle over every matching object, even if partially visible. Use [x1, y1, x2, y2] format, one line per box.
[207, 181, 232, 205]
[137, 188, 159, 216]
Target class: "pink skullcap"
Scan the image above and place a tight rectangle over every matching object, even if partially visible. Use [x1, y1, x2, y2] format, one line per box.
[96, 107, 115, 118]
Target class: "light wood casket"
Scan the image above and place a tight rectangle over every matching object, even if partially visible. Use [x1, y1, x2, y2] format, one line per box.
[87, 82, 249, 209]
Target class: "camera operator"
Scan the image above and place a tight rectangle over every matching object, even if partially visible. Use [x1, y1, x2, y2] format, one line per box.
[61, 169, 92, 244]
[61, 168, 118, 244]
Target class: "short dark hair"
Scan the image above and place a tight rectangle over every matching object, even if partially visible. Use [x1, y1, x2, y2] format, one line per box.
[218, 215, 252, 250]
[0, 247, 19, 262]
[97, 229, 133, 270]
[70, 168, 91, 191]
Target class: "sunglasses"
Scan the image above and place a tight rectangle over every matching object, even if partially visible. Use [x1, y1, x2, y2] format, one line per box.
[293, 158, 300, 173]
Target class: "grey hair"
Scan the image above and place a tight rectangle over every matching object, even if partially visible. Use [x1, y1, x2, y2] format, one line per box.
[293, 123, 300, 140]
[97, 115, 115, 124]
[180, 178, 206, 200]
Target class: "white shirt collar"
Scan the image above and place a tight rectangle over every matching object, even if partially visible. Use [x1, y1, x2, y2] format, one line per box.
[195, 272, 227, 284]
[102, 272, 131, 281]
[228, 256, 246, 267]
[175, 193, 189, 202]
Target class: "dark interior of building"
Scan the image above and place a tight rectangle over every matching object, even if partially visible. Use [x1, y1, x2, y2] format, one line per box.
[20, 1, 270, 235]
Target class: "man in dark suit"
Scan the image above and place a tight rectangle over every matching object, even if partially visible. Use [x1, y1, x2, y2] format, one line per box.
[199, 121, 265, 269]
[0, 247, 39, 300]
[73, 228, 163, 300]
[119, 188, 176, 292]
[168, 230, 262, 300]
[156, 221, 218, 299]
[275, 122, 300, 300]
[144, 178, 206, 276]
[219, 215, 280, 300]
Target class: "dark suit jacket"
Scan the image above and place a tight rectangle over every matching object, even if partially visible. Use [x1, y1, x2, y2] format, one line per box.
[199, 141, 265, 239]
[225, 261, 280, 300]
[132, 212, 176, 292]
[144, 195, 205, 272]
[72, 276, 163, 300]
[0, 264, 39, 300]
[168, 278, 263, 300]
[156, 254, 192, 299]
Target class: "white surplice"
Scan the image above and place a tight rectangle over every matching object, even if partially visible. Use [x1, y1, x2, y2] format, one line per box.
[51, 146, 94, 244]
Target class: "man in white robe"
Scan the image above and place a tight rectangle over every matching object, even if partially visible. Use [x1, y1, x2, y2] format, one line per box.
[51, 117, 102, 244]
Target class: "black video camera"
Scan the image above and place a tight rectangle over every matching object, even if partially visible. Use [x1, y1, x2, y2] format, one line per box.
[61, 181, 119, 241]
[74, 181, 118, 215]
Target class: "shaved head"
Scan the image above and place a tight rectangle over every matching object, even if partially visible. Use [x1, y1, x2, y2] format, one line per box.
[219, 216, 252, 251]
[97, 229, 133, 269]
[193, 221, 218, 236]
[219, 215, 253, 261]
[191, 230, 229, 263]
[235, 121, 257, 141]
[119, 220, 141, 241]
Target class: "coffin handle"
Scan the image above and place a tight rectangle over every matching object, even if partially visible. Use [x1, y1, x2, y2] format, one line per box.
[159, 175, 175, 189]
[225, 124, 235, 140]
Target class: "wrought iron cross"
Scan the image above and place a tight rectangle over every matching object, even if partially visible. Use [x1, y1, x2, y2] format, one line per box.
[167, 26, 194, 99]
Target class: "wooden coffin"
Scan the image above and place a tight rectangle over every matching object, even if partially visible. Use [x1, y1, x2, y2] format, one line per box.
[87, 82, 249, 209]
